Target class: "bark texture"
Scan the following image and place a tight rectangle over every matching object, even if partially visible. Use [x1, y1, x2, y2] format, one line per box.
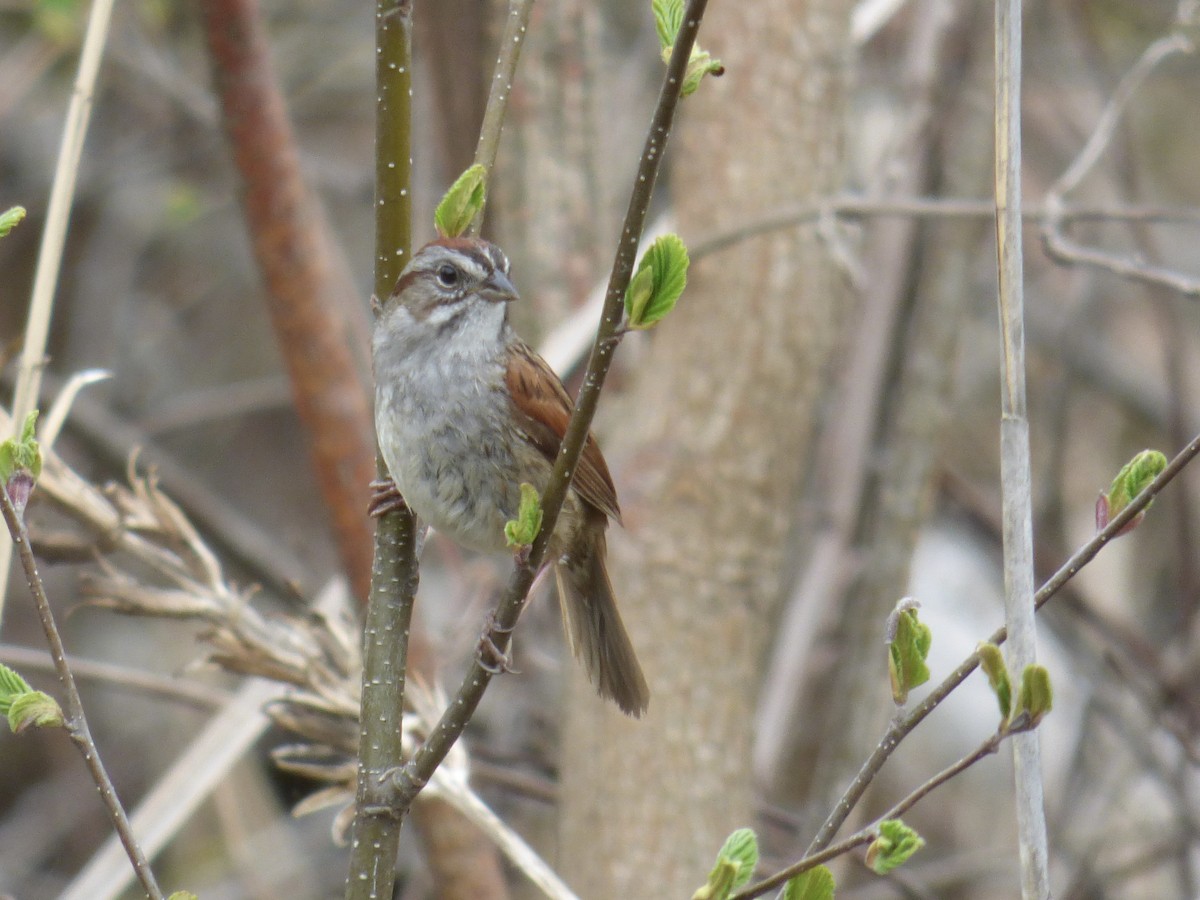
[557, 1, 853, 895]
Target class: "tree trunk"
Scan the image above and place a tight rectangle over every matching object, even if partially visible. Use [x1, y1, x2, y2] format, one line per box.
[557, 1, 853, 894]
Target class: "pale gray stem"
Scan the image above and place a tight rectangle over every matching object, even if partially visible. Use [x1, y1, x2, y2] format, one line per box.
[994, 0, 1049, 895]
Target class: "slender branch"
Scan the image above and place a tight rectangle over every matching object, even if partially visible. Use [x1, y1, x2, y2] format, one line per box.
[1, 0, 118, 627]
[1040, 31, 1199, 299]
[381, 0, 713, 815]
[689, 195, 1200, 262]
[468, 0, 535, 236]
[993, 0, 1049, 892]
[0, 486, 163, 900]
[344, 0, 415, 896]
[0, 644, 228, 710]
[804, 430, 1200, 853]
[734, 729, 1011, 899]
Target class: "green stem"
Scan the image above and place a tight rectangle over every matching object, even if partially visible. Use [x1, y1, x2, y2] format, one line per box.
[468, 0, 535, 236]
[343, 0, 415, 896]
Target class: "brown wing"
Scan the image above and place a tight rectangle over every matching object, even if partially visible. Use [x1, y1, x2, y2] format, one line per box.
[505, 341, 622, 524]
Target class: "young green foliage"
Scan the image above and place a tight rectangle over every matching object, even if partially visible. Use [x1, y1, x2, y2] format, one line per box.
[1012, 663, 1053, 729]
[0, 411, 42, 516]
[8, 691, 64, 733]
[781, 865, 835, 900]
[865, 819, 924, 876]
[434, 164, 487, 238]
[167, 893, 199, 900]
[693, 827, 758, 900]
[624, 233, 689, 329]
[0, 205, 26, 238]
[652, 0, 724, 96]
[886, 599, 931, 705]
[0, 663, 63, 733]
[976, 642, 1012, 722]
[504, 482, 543, 549]
[1095, 448, 1167, 534]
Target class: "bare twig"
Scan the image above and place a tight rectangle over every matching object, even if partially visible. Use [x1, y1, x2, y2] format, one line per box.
[380, 0, 713, 817]
[689, 195, 1200, 262]
[0, 643, 228, 710]
[1040, 28, 1198, 298]
[1, 0, 118, 627]
[993, 0, 1049, 892]
[804, 430, 1200, 854]
[0, 486, 163, 900]
[468, 0, 535, 236]
[735, 726, 1017, 899]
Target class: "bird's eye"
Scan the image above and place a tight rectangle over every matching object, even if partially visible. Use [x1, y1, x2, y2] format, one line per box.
[436, 264, 460, 288]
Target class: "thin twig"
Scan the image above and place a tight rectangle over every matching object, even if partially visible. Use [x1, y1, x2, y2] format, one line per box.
[1, 0, 118, 627]
[0, 486, 163, 899]
[0, 643, 228, 710]
[468, 0, 535, 236]
[689, 195, 1200, 262]
[804, 430, 1200, 854]
[994, 0, 1049, 892]
[381, 0, 712, 816]
[1040, 30, 1198, 298]
[734, 728, 1011, 899]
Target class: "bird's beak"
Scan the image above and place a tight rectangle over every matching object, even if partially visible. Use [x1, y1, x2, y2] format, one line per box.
[479, 270, 518, 304]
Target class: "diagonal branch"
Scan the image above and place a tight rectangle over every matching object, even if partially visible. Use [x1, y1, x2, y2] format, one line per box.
[804, 430, 1200, 853]
[380, 0, 713, 816]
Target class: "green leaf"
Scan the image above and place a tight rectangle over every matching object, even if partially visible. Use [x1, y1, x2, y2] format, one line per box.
[652, 0, 683, 50]
[693, 828, 758, 899]
[886, 599, 931, 705]
[782, 865, 836, 900]
[624, 233, 689, 329]
[167, 893, 199, 900]
[1012, 664, 1053, 729]
[866, 819, 924, 875]
[976, 642, 1012, 722]
[8, 690, 63, 733]
[504, 483, 543, 549]
[434, 164, 487, 238]
[1097, 449, 1167, 534]
[0, 206, 26, 238]
[0, 663, 33, 715]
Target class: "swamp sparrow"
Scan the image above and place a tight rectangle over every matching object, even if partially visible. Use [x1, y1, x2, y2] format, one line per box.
[372, 237, 649, 716]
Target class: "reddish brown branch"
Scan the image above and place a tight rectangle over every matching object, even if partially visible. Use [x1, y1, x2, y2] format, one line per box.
[199, 0, 376, 600]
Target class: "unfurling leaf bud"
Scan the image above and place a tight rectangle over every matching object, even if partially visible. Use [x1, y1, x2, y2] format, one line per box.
[0, 205, 26, 238]
[976, 642, 1012, 723]
[8, 690, 63, 733]
[651, 0, 724, 97]
[866, 819, 924, 875]
[434, 164, 487, 238]
[886, 598, 931, 705]
[693, 827, 758, 899]
[504, 483, 543, 549]
[1012, 664, 1053, 730]
[1096, 449, 1167, 535]
[781, 865, 835, 900]
[624, 233, 689, 329]
[0, 411, 42, 516]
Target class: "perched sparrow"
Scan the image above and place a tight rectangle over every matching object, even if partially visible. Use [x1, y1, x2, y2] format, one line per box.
[372, 237, 650, 717]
